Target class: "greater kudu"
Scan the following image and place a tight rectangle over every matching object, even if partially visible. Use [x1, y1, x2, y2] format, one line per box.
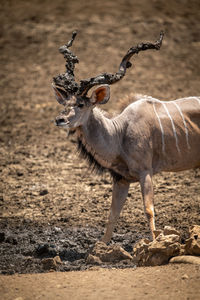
[53, 31, 200, 242]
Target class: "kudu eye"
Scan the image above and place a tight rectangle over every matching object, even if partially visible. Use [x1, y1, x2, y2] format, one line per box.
[78, 103, 84, 108]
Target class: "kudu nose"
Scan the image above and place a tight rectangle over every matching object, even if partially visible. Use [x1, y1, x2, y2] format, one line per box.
[55, 117, 65, 125]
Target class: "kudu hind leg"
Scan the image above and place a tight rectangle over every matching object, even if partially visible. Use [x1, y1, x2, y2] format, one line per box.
[101, 180, 130, 244]
[139, 171, 156, 240]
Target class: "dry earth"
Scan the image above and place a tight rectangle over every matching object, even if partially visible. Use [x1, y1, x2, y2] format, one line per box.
[0, 0, 200, 299]
[1, 265, 200, 300]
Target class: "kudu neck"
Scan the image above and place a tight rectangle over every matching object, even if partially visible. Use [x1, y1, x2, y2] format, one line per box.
[77, 107, 121, 161]
[85, 107, 119, 138]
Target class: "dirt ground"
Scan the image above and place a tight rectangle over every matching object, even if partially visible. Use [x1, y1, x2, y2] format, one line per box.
[1, 265, 200, 300]
[0, 0, 200, 299]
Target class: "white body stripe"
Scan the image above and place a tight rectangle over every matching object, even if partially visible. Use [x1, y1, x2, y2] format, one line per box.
[151, 96, 200, 154]
[173, 102, 190, 149]
[153, 102, 165, 154]
[162, 103, 181, 153]
[176, 96, 200, 105]
[190, 96, 200, 105]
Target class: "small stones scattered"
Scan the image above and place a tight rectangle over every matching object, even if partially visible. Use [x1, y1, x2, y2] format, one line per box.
[0, 225, 199, 273]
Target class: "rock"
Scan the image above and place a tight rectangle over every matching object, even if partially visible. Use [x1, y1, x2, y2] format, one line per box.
[87, 241, 133, 264]
[153, 230, 162, 239]
[169, 255, 200, 265]
[54, 255, 62, 264]
[39, 189, 48, 196]
[163, 226, 180, 237]
[102, 245, 133, 262]
[41, 255, 62, 270]
[54, 227, 62, 233]
[133, 225, 200, 267]
[181, 274, 189, 280]
[36, 244, 50, 255]
[152, 232, 180, 245]
[16, 171, 24, 176]
[133, 233, 181, 266]
[179, 244, 186, 256]
[86, 254, 102, 265]
[36, 243, 58, 256]
[185, 225, 200, 256]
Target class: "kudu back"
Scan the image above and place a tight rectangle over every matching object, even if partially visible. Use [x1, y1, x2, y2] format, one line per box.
[53, 31, 200, 242]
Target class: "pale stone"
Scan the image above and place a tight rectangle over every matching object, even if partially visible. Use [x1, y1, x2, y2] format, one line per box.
[86, 254, 102, 265]
[89, 241, 133, 263]
[41, 255, 62, 270]
[163, 226, 180, 237]
[132, 233, 181, 266]
[185, 225, 200, 256]
[169, 255, 200, 265]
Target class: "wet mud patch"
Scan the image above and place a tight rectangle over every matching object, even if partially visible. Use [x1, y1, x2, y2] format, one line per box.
[0, 224, 137, 274]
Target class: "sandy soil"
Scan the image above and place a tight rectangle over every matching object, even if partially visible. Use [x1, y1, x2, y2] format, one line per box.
[1, 265, 200, 300]
[0, 0, 200, 299]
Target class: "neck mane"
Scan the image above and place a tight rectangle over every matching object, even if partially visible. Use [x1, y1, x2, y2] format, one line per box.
[75, 107, 123, 182]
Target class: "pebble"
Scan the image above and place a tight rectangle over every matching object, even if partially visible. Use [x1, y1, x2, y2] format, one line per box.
[181, 274, 189, 280]
[54, 227, 62, 233]
[41, 255, 62, 270]
[39, 189, 48, 196]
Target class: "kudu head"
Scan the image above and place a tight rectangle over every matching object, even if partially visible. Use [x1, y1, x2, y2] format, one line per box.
[53, 30, 164, 130]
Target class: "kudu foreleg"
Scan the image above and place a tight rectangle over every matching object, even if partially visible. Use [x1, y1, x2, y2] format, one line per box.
[102, 180, 130, 244]
[139, 171, 155, 240]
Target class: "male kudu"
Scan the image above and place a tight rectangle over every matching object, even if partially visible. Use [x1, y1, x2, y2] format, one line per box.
[52, 31, 200, 242]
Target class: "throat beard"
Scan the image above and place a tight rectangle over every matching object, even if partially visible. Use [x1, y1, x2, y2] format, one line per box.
[76, 134, 123, 182]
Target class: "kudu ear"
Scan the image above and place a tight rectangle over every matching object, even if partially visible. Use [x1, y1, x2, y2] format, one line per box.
[52, 84, 69, 105]
[90, 85, 110, 105]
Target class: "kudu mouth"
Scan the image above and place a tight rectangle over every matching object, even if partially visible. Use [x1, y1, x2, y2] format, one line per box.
[55, 115, 69, 127]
